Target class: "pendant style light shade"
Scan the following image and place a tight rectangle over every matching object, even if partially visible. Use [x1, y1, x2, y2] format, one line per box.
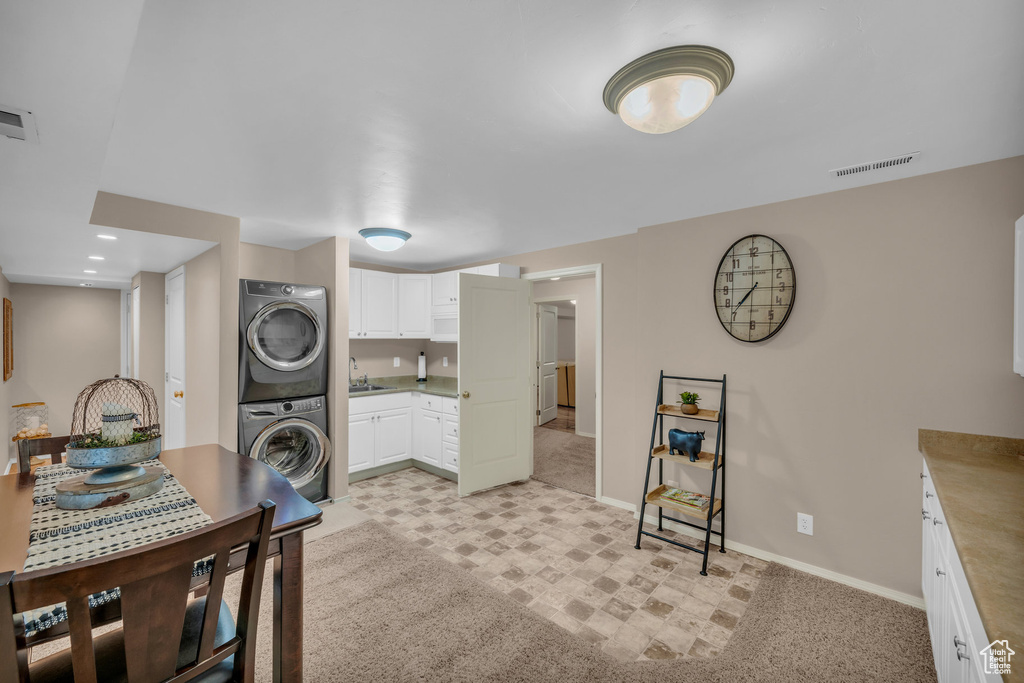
[603, 45, 734, 134]
[359, 228, 411, 252]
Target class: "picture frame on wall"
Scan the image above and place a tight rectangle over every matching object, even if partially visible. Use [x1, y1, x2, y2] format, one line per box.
[3, 297, 12, 382]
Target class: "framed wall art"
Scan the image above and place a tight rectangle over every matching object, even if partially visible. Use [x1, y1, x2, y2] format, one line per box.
[3, 297, 12, 382]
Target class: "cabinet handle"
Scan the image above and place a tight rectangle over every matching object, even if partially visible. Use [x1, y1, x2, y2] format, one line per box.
[935, 568, 946, 577]
[436, 416, 441, 422]
[925, 492, 934, 498]
[920, 473, 927, 479]
[933, 518, 943, 526]
[922, 510, 931, 520]
[954, 636, 969, 661]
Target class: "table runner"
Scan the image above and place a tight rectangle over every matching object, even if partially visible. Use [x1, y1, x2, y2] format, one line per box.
[21, 460, 214, 637]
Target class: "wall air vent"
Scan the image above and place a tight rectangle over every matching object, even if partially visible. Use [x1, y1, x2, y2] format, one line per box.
[0, 104, 39, 143]
[829, 151, 919, 178]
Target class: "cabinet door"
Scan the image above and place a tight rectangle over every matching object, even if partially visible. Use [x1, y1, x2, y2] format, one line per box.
[417, 408, 442, 467]
[362, 270, 398, 338]
[432, 271, 457, 307]
[376, 407, 412, 464]
[349, 267, 363, 338]
[398, 274, 431, 338]
[348, 412, 376, 472]
[442, 442, 459, 472]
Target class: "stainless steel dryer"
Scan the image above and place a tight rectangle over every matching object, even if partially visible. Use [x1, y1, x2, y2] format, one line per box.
[238, 396, 330, 503]
[239, 279, 328, 403]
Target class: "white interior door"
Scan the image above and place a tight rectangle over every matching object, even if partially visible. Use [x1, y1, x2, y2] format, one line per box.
[131, 285, 140, 378]
[458, 273, 532, 496]
[164, 266, 186, 449]
[538, 304, 558, 425]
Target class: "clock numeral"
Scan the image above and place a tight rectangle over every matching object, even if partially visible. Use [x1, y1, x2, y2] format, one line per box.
[725, 272, 733, 283]
[768, 309, 775, 321]
[779, 282, 786, 293]
[721, 286, 729, 296]
[731, 311, 738, 321]
[724, 298, 731, 308]
[748, 246, 759, 257]
[733, 259, 741, 269]
[749, 320, 756, 330]
[775, 295, 782, 305]
[776, 268, 783, 279]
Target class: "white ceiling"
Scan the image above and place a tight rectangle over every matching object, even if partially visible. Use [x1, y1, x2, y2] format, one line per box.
[3, 1, 1023, 279]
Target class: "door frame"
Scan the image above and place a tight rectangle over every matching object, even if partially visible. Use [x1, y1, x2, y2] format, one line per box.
[533, 297, 575, 427]
[523, 264, 603, 501]
[164, 265, 186, 448]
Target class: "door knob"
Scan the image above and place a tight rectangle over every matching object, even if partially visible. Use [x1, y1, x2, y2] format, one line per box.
[462, 391, 470, 399]
[174, 390, 184, 398]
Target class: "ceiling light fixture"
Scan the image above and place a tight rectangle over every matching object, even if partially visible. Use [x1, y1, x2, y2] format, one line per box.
[359, 228, 411, 252]
[603, 45, 734, 134]
[83, 270, 97, 274]
[550, 277, 561, 281]
[570, 300, 577, 305]
[80, 283, 93, 287]
[96, 234, 117, 240]
[88, 255, 105, 261]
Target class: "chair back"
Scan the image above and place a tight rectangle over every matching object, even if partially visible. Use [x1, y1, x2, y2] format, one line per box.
[16, 436, 71, 474]
[0, 500, 276, 683]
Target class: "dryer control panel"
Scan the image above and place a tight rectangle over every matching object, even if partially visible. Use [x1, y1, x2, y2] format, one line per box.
[241, 396, 324, 420]
[244, 279, 324, 299]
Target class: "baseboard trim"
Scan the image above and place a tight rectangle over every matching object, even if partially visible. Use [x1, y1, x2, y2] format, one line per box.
[576, 430, 596, 438]
[599, 495, 925, 610]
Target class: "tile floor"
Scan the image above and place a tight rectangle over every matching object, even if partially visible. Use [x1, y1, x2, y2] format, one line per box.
[350, 467, 766, 662]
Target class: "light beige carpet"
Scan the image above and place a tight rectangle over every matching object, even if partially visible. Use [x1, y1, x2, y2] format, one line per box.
[231, 520, 935, 683]
[532, 425, 596, 497]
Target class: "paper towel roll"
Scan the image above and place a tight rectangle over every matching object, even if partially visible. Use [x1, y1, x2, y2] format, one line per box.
[418, 352, 427, 382]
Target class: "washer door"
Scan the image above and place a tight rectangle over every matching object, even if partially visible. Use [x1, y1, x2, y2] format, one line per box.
[246, 301, 325, 372]
[250, 417, 331, 489]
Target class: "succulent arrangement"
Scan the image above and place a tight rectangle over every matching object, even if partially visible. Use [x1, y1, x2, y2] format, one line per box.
[69, 430, 160, 449]
[678, 391, 701, 405]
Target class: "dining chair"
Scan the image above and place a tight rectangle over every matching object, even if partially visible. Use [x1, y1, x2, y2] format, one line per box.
[0, 500, 276, 683]
[16, 436, 71, 474]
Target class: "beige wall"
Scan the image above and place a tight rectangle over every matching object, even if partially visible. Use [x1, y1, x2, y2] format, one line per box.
[557, 317, 575, 361]
[240, 242, 296, 282]
[347, 338, 457, 380]
[425, 341, 457, 377]
[485, 155, 1024, 598]
[183, 245, 221, 447]
[8, 284, 121, 438]
[532, 277, 597, 436]
[131, 271, 165, 422]
[93, 192, 241, 450]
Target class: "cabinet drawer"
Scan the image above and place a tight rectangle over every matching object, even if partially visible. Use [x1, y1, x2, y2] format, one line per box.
[442, 397, 459, 416]
[443, 415, 459, 444]
[419, 394, 442, 412]
[442, 442, 459, 472]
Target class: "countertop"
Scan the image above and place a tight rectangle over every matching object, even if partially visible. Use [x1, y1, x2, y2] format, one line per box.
[919, 429, 1024, 657]
[348, 375, 458, 399]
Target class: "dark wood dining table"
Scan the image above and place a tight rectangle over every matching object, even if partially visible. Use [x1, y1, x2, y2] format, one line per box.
[0, 443, 323, 683]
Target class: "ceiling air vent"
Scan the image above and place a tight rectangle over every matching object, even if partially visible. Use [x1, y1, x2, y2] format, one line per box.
[0, 104, 39, 143]
[829, 151, 919, 178]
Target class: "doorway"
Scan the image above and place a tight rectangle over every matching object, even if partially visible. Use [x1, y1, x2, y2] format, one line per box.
[525, 266, 602, 500]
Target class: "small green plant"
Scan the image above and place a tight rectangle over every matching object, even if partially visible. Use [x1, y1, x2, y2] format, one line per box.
[678, 392, 701, 405]
[70, 430, 160, 449]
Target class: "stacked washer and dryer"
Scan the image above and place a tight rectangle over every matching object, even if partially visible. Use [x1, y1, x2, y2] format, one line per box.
[237, 280, 331, 503]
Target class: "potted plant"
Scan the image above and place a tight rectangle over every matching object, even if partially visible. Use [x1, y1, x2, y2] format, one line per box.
[678, 391, 701, 415]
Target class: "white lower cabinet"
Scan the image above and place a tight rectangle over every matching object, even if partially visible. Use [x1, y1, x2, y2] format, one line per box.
[348, 394, 412, 473]
[921, 459, 996, 683]
[412, 392, 458, 473]
[416, 406, 443, 467]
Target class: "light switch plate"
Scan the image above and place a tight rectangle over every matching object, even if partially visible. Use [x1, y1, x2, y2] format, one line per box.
[443, 357, 448, 367]
[394, 357, 400, 367]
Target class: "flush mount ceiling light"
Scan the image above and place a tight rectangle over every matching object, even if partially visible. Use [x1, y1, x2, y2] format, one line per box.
[96, 234, 117, 240]
[603, 45, 734, 134]
[88, 255, 105, 261]
[359, 228, 411, 252]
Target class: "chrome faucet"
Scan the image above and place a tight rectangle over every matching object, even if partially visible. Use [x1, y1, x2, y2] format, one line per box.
[349, 357, 358, 387]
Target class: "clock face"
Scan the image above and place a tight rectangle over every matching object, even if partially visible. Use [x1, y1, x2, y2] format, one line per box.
[714, 234, 796, 343]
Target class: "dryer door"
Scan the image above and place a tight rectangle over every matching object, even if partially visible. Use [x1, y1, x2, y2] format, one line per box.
[249, 417, 331, 489]
[247, 301, 325, 372]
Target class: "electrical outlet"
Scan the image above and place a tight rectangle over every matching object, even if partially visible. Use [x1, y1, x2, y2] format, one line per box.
[443, 356, 448, 367]
[393, 357, 400, 367]
[797, 513, 813, 536]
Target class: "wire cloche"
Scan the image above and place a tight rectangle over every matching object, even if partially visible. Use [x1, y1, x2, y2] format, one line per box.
[70, 376, 161, 445]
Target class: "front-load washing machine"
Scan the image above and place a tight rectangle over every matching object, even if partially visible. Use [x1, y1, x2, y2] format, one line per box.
[239, 279, 328, 404]
[239, 396, 331, 503]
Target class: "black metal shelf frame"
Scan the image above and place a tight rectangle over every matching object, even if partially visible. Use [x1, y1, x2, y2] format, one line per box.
[634, 371, 727, 576]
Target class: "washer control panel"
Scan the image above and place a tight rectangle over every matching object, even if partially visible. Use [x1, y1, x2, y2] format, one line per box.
[281, 397, 322, 414]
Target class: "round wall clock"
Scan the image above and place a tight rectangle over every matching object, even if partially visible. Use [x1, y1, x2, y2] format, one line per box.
[714, 234, 796, 343]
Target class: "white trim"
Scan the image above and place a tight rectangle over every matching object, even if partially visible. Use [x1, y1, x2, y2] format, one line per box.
[598, 494, 925, 609]
[164, 265, 186, 449]
[119, 289, 131, 378]
[576, 431, 596, 438]
[524, 265, 603, 501]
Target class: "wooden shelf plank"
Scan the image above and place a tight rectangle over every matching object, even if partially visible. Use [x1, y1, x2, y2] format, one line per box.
[656, 404, 719, 422]
[650, 444, 720, 470]
[645, 484, 722, 521]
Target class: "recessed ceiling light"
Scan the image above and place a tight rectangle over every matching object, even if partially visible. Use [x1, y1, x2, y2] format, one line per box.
[80, 283, 93, 287]
[83, 270, 97, 274]
[359, 228, 411, 252]
[603, 45, 734, 134]
[96, 234, 117, 240]
[88, 255, 105, 261]
[550, 277, 561, 281]
[570, 300, 577, 305]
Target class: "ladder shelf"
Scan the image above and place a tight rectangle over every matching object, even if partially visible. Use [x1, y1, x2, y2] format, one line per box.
[635, 371, 727, 576]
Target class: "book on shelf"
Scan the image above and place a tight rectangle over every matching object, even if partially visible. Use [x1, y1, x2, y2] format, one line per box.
[658, 487, 710, 511]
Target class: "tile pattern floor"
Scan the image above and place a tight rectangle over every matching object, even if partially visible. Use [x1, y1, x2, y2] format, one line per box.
[540, 405, 576, 433]
[350, 467, 766, 662]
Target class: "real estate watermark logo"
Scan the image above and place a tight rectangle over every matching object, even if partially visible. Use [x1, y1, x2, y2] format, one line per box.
[979, 640, 1015, 676]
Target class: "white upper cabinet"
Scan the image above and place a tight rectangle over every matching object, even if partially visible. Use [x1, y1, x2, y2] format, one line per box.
[432, 270, 458, 308]
[349, 267, 363, 338]
[398, 274, 431, 338]
[360, 270, 399, 338]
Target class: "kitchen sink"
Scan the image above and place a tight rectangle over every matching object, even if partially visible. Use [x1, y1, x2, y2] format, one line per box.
[348, 384, 394, 393]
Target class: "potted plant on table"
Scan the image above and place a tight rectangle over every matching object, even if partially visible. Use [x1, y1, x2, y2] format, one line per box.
[678, 391, 701, 415]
